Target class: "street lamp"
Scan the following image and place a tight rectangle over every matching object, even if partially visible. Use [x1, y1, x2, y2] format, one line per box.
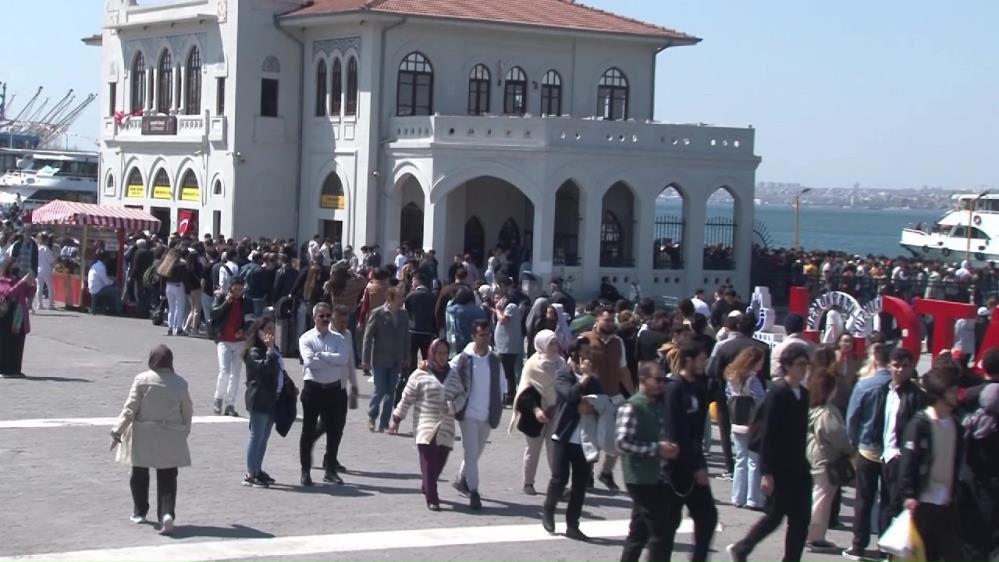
[794, 188, 812, 250]
[966, 189, 990, 263]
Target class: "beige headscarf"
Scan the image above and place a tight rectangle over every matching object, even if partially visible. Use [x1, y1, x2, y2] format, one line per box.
[509, 330, 563, 432]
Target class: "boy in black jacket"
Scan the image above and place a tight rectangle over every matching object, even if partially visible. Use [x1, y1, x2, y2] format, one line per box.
[727, 345, 811, 562]
[898, 368, 963, 562]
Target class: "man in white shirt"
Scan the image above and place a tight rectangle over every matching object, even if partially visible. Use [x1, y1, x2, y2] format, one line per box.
[87, 253, 121, 314]
[451, 318, 507, 511]
[216, 251, 240, 297]
[394, 247, 408, 279]
[298, 303, 359, 487]
[691, 289, 711, 318]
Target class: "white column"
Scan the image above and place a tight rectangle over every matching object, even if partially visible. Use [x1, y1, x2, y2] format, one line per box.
[151, 68, 159, 112]
[178, 65, 186, 113]
[531, 191, 555, 286]
[734, 192, 755, 296]
[384, 183, 402, 253]
[426, 194, 449, 281]
[684, 190, 707, 294]
[581, 187, 603, 297]
[635, 191, 656, 294]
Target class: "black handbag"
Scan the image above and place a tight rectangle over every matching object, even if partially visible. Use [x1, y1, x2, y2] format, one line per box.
[729, 395, 756, 427]
[828, 455, 856, 486]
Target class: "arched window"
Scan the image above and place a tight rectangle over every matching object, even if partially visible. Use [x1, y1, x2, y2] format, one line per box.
[319, 173, 345, 209]
[463, 217, 485, 266]
[152, 168, 171, 199]
[180, 170, 200, 202]
[541, 70, 562, 117]
[503, 66, 527, 115]
[212, 179, 223, 196]
[330, 58, 342, 116]
[467, 64, 491, 116]
[345, 57, 358, 116]
[600, 211, 623, 264]
[104, 173, 115, 196]
[185, 48, 202, 115]
[157, 50, 173, 114]
[130, 53, 146, 113]
[126, 168, 144, 198]
[397, 52, 433, 116]
[598, 68, 628, 121]
[498, 218, 521, 249]
[315, 59, 328, 117]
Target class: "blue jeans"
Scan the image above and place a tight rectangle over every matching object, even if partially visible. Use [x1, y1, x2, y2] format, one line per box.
[731, 430, 763, 508]
[246, 411, 274, 476]
[251, 298, 265, 319]
[368, 367, 399, 430]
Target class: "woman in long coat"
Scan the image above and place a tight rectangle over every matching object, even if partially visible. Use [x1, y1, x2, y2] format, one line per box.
[0, 259, 35, 377]
[111, 345, 193, 535]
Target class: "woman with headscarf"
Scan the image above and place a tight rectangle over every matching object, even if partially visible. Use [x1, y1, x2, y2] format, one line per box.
[110, 345, 193, 536]
[958, 383, 999, 560]
[389, 339, 465, 511]
[511, 329, 563, 495]
[0, 259, 35, 377]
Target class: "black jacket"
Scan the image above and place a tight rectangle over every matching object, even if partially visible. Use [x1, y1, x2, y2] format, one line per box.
[551, 365, 605, 443]
[244, 345, 280, 414]
[515, 386, 545, 438]
[660, 375, 709, 488]
[271, 265, 299, 303]
[898, 409, 964, 503]
[274, 374, 299, 437]
[752, 378, 810, 478]
[636, 329, 669, 363]
[873, 378, 927, 453]
[405, 285, 437, 335]
[131, 248, 153, 281]
[210, 294, 254, 341]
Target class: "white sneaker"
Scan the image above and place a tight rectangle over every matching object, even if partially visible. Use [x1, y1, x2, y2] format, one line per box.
[129, 514, 145, 524]
[159, 514, 174, 535]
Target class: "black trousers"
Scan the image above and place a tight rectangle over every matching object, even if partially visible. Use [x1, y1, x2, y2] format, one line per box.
[852, 455, 882, 551]
[300, 381, 348, 471]
[543, 440, 589, 529]
[130, 467, 177, 522]
[913, 503, 961, 562]
[622, 483, 672, 562]
[396, 333, 434, 406]
[714, 390, 735, 473]
[878, 457, 903, 536]
[0, 311, 26, 376]
[733, 471, 811, 562]
[500, 353, 520, 402]
[664, 482, 718, 562]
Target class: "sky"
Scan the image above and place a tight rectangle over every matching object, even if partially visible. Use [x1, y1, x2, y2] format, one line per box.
[0, 0, 995, 190]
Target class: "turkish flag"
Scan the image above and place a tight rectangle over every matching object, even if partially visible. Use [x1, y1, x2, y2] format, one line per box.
[178, 209, 198, 238]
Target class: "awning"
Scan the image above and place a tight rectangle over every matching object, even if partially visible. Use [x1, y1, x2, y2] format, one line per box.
[29, 200, 161, 232]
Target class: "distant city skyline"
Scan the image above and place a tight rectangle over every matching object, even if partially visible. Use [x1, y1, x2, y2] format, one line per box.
[0, 0, 995, 190]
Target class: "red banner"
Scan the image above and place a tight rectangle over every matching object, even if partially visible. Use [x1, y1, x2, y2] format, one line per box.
[177, 209, 198, 238]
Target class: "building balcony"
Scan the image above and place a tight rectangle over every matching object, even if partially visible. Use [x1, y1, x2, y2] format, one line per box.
[387, 114, 756, 158]
[102, 114, 226, 145]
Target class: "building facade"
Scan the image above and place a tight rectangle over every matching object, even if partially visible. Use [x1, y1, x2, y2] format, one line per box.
[97, 0, 761, 298]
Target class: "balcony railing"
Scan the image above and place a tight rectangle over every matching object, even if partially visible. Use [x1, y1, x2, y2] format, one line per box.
[102, 114, 226, 144]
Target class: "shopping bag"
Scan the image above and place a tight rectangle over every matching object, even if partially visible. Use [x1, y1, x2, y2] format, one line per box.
[877, 510, 926, 562]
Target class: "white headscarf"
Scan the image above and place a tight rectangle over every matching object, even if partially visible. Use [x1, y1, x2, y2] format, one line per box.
[534, 329, 559, 360]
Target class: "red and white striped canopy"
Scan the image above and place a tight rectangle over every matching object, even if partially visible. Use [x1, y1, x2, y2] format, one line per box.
[29, 200, 161, 232]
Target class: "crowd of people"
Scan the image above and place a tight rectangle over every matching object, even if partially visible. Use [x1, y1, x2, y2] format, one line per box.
[1, 223, 995, 561]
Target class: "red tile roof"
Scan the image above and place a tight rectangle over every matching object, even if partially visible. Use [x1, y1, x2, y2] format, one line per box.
[285, 0, 699, 43]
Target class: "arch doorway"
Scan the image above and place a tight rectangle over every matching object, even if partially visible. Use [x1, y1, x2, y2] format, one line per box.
[464, 217, 485, 265]
[442, 176, 534, 271]
[401, 202, 423, 250]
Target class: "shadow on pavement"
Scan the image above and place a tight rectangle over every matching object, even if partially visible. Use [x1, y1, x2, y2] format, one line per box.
[170, 524, 274, 540]
[19, 375, 93, 383]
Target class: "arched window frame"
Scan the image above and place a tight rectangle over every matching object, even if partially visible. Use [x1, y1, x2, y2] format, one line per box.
[126, 168, 144, 198]
[157, 50, 174, 114]
[598, 68, 629, 121]
[397, 52, 433, 116]
[541, 70, 562, 117]
[600, 210, 624, 263]
[320, 172, 346, 210]
[315, 59, 328, 117]
[503, 66, 527, 115]
[185, 47, 202, 115]
[330, 57, 342, 116]
[130, 52, 146, 113]
[345, 56, 358, 116]
[179, 169, 199, 201]
[467, 64, 491, 116]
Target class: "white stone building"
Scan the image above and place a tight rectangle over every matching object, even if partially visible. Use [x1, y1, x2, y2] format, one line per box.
[96, 0, 761, 298]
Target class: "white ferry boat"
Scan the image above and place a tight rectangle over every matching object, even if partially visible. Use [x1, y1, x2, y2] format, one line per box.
[900, 193, 999, 265]
[0, 148, 98, 209]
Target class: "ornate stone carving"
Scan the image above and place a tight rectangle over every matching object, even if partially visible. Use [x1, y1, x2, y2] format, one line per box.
[217, 0, 228, 23]
[313, 37, 361, 58]
[123, 33, 207, 69]
[262, 55, 282, 74]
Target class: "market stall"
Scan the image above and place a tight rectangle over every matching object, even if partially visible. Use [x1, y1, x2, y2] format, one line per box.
[28, 200, 160, 309]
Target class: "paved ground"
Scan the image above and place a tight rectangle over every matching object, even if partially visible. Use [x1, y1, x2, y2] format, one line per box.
[0, 311, 871, 561]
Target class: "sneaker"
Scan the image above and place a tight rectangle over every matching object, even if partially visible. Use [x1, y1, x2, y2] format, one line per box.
[452, 478, 470, 496]
[877, 551, 890, 561]
[166, 329, 173, 336]
[726, 544, 746, 562]
[176, 330, 188, 337]
[522, 484, 537, 496]
[129, 514, 146, 524]
[842, 548, 869, 561]
[469, 491, 482, 511]
[213, 399, 223, 415]
[597, 472, 620, 492]
[427, 502, 441, 512]
[367, 417, 376, 432]
[323, 470, 343, 485]
[564, 527, 590, 542]
[242, 473, 268, 488]
[541, 508, 556, 534]
[807, 541, 838, 552]
[257, 471, 275, 485]
[331, 461, 347, 472]
[223, 406, 239, 417]
[159, 514, 174, 536]
[301, 472, 313, 487]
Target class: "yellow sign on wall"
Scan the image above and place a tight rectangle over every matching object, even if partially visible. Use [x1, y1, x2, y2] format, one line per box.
[320, 194, 345, 209]
[153, 185, 173, 200]
[126, 184, 144, 198]
[181, 187, 200, 202]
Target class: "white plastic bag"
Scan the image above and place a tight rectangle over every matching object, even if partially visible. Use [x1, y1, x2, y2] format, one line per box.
[878, 510, 913, 557]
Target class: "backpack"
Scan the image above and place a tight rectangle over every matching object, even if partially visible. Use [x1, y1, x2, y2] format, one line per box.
[142, 265, 160, 289]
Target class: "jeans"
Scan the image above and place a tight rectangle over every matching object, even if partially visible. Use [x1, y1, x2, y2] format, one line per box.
[418, 439, 451, 505]
[130, 467, 177, 523]
[251, 297, 265, 319]
[165, 282, 186, 331]
[732, 471, 811, 562]
[851, 455, 882, 551]
[246, 411, 274, 476]
[731, 431, 763, 508]
[523, 422, 554, 487]
[456, 418, 492, 493]
[542, 440, 589, 529]
[200, 293, 214, 335]
[368, 367, 399, 430]
[36, 269, 53, 309]
[91, 284, 122, 314]
[715, 391, 735, 473]
[299, 380, 348, 471]
[215, 341, 246, 407]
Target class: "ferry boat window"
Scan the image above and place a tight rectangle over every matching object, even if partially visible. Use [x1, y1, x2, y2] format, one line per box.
[503, 67, 528, 116]
[951, 226, 991, 240]
[467, 64, 491, 116]
[598, 68, 629, 121]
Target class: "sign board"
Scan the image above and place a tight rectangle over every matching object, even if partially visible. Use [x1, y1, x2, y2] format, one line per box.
[153, 185, 172, 200]
[180, 187, 200, 202]
[141, 115, 178, 136]
[320, 194, 345, 209]
[126, 184, 144, 198]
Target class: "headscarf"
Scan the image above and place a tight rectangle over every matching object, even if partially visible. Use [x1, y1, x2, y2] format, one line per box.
[534, 329, 559, 360]
[965, 383, 999, 440]
[524, 297, 550, 334]
[148, 345, 174, 371]
[427, 338, 450, 381]
[509, 330, 563, 433]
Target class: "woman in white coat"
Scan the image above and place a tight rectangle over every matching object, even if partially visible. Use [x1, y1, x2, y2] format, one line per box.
[111, 345, 193, 535]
